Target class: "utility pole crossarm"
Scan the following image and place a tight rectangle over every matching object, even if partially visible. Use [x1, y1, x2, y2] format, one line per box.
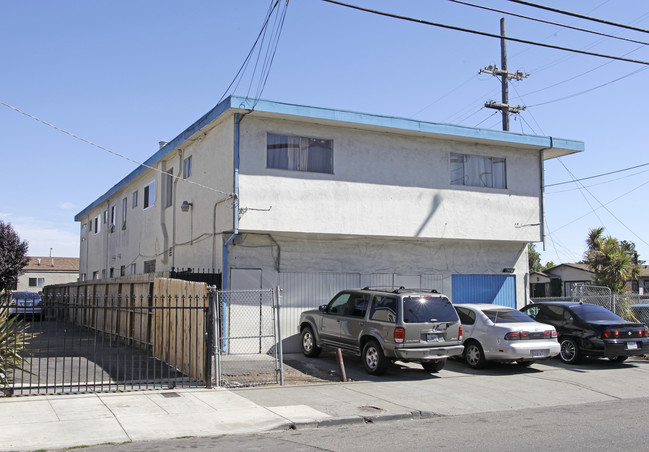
[479, 65, 529, 81]
[485, 100, 526, 114]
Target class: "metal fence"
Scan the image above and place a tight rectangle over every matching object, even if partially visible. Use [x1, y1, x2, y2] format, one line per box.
[215, 288, 284, 388]
[2, 285, 286, 396]
[2, 291, 212, 396]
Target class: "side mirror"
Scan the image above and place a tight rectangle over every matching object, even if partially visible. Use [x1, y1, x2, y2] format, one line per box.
[319, 305, 327, 312]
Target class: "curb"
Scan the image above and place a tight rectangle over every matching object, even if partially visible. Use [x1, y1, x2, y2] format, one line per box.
[283, 410, 443, 431]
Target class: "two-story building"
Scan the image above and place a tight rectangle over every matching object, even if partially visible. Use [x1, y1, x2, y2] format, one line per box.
[75, 96, 583, 351]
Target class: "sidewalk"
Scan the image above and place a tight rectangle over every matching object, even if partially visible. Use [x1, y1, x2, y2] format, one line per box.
[3, 356, 649, 451]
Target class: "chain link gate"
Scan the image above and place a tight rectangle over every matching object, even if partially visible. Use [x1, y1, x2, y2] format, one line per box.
[213, 287, 284, 388]
[572, 285, 613, 310]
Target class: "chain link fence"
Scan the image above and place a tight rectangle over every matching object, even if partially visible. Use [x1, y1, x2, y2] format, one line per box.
[215, 288, 284, 388]
[572, 285, 649, 325]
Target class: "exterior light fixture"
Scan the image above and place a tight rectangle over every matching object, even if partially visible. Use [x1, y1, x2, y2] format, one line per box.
[502, 267, 515, 273]
[181, 201, 193, 212]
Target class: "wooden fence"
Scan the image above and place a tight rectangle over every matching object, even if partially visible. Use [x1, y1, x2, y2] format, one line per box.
[42, 276, 210, 384]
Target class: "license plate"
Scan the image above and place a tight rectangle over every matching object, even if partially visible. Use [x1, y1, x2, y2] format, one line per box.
[426, 333, 439, 342]
[627, 342, 638, 350]
[531, 349, 547, 358]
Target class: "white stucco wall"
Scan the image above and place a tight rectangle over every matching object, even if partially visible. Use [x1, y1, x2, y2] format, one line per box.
[237, 116, 543, 243]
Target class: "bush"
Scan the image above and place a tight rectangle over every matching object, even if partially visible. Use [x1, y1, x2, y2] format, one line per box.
[0, 291, 38, 395]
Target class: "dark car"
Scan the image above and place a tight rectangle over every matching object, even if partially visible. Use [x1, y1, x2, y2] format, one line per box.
[521, 301, 649, 364]
[299, 287, 464, 375]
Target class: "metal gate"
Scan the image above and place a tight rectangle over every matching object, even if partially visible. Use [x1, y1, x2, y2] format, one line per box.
[214, 287, 284, 388]
[2, 290, 211, 396]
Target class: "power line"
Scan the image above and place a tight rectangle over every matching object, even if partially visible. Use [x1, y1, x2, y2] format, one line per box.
[527, 65, 649, 107]
[449, 0, 649, 46]
[320, 0, 649, 66]
[0, 101, 235, 201]
[506, 0, 649, 35]
[545, 161, 649, 187]
[546, 169, 649, 194]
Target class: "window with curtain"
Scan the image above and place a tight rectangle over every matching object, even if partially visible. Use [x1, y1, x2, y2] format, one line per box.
[267, 133, 333, 173]
[450, 153, 506, 188]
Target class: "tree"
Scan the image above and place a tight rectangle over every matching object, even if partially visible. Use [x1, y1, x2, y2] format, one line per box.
[528, 244, 542, 273]
[584, 227, 640, 293]
[0, 221, 29, 292]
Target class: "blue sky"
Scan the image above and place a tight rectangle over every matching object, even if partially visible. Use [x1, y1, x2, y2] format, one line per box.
[2, 0, 648, 266]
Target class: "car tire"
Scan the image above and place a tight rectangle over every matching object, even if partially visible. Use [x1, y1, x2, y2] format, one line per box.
[464, 341, 487, 369]
[300, 326, 321, 357]
[516, 360, 534, 367]
[421, 358, 446, 373]
[362, 340, 388, 375]
[609, 356, 628, 363]
[559, 337, 581, 364]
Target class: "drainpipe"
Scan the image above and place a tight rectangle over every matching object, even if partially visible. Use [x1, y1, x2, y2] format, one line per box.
[223, 113, 243, 291]
[221, 113, 244, 350]
[171, 149, 183, 270]
[540, 137, 552, 251]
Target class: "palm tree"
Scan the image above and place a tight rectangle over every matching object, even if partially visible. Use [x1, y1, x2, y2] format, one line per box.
[584, 227, 640, 293]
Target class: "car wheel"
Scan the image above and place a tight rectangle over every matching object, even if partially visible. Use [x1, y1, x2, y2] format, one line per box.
[362, 340, 388, 375]
[516, 360, 534, 367]
[464, 341, 487, 369]
[609, 356, 628, 363]
[559, 337, 581, 364]
[300, 326, 321, 357]
[421, 358, 446, 373]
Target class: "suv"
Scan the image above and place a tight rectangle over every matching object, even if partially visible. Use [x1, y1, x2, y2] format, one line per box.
[298, 287, 464, 375]
[521, 301, 649, 364]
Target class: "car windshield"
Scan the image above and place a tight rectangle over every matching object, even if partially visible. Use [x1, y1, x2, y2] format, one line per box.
[570, 304, 625, 322]
[484, 309, 534, 323]
[403, 296, 457, 323]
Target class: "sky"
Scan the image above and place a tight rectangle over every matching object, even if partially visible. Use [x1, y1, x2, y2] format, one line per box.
[1, 0, 648, 266]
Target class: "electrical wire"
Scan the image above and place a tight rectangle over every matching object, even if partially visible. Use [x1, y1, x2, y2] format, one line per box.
[506, 0, 649, 35]
[319, 0, 649, 65]
[546, 169, 649, 194]
[449, 0, 649, 46]
[546, 162, 649, 187]
[0, 101, 235, 201]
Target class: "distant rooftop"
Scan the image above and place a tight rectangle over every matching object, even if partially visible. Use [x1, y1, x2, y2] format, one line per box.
[25, 256, 79, 272]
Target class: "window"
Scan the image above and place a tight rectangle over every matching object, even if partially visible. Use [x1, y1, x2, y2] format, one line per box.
[403, 296, 457, 323]
[144, 260, 156, 273]
[267, 133, 333, 173]
[455, 307, 476, 325]
[326, 293, 350, 315]
[370, 296, 398, 323]
[132, 190, 138, 207]
[120, 266, 126, 276]
[451, 153, 506, 188]
[122, 197, 127, 229]
[103, 210, 108, 224]
[28, 277, 45, 287]
[94, 215, 101, 234]
[109, 267, 115, 278]
[92, 271, 99, 280]
[110, 205, 117, 231]
[130, 263, 136, 275]
[81, 273, 86, 282]
[183, 156, 192, 178]
[101, 269, 106, 279]
[164, 169, 173, 208]
[143, 181, 155, 209]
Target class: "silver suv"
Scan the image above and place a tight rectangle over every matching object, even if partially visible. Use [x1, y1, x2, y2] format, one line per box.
[298, 287, 464, 375]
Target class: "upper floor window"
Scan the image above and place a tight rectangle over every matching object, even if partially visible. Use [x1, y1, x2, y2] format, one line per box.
[450, 153, 506, 189]
[267, 133, 333, 174]
[122, 197, 128, 229]
[110, 205, 117, 231]
[144, 181, 155, 209]
[164, 169, 173, 209]
[132, 190, 138, 208]
[183, 156, 193, 178]
[94, 215, 101, 234]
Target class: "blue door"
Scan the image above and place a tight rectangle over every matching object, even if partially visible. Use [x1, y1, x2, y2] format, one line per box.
[452, 274, 516, 307]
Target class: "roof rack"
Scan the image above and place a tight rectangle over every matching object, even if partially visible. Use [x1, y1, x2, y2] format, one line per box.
[361, 286, 439, 294]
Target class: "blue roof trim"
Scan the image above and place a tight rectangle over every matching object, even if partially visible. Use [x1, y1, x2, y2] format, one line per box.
[75, 96, 584, 221]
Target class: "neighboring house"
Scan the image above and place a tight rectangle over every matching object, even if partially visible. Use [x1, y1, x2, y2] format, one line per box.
[75, 96, 583, 350]
[16, 256, 80, 292]
[532, 263, 649, 298]
[531, 263, 595, 298]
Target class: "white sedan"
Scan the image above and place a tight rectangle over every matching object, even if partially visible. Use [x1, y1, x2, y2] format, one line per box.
[454, 304, 560, 369]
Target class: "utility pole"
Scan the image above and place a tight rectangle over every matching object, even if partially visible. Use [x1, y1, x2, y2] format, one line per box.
[480, 18, 528, 131]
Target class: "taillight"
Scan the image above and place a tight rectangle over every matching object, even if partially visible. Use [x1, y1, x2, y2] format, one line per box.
[394, 327, 405, 344]
[459, 325, 463, 341]
[520, 331, 529, 339]
[504, 332, 520, 340]
[543, 330, 557, 338]
[603, 330, 620, 339]
[644, 327, 649, 338]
